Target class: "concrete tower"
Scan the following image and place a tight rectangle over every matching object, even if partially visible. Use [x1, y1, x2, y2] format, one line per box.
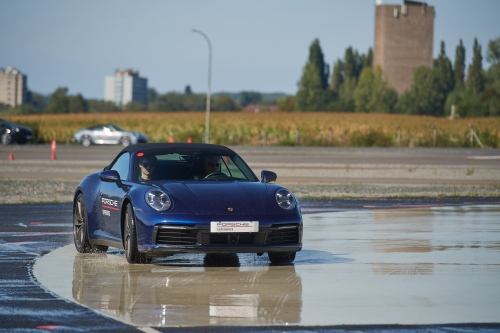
[373, 0, 435, 94]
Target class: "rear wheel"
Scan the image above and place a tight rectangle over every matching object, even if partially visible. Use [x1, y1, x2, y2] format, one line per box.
[124, 204, 151, 264]
[73, 193, 108, 253]
[120, 136, 131, 147]
[268, 251, 296, 264]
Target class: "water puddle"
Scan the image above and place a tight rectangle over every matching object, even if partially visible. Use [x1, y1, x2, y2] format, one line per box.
[34, 205, 500, 327]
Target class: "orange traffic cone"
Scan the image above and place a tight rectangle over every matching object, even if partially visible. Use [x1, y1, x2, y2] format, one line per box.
[51, 140, 57, 160]
[8, 152, 14, 161]
[187, 137, 192, 143]
[168, 137, 174, 143]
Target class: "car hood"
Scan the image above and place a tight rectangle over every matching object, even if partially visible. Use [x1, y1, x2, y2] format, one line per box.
[159, 181, 269, 215]
[13, 124, 32, 133]
[74, 129, 85, 135]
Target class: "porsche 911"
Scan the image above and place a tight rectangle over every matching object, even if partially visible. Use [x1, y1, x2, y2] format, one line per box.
[73, 143, 302, 264]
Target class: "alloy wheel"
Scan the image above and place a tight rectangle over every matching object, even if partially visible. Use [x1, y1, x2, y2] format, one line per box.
[1, 132, 12, 145]
[73, 195, 87, 251]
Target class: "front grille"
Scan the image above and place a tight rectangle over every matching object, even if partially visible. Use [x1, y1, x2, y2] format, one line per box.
[154, 225, 300, 247]
[156, 229, 198, 245]
[210, 233, 255, 245]
[265, 227, 299, 245]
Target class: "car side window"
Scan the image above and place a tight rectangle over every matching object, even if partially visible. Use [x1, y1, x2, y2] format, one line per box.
[223, 155, 247, 179]
[110, 153, 130, 181]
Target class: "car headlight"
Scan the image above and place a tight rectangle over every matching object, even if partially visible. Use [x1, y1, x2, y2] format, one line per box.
[145, 189, 172, 211]
[275, 188, 297, 211]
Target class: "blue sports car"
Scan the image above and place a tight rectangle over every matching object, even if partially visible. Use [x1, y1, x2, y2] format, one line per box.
[73, 143, 302, 264]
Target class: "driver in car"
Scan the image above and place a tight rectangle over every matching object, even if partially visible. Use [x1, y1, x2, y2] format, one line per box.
[138, 154, 157, 182]
[193, 155, 221, 180]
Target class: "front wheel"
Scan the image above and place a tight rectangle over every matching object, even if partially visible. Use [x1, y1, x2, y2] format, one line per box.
[73, 193, 108, 253]
[81, 136, 92, 147]
[124, 204, 151, 264]
[1, 132, 12, 145]
[268, 251, 296, 264]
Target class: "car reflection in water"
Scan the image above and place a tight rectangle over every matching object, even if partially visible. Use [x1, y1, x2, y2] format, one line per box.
[72, 253, 302, 327]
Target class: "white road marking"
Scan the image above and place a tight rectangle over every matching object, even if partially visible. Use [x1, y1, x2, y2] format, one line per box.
[137, 327, 162, 333]
[467, 156, 500, 160]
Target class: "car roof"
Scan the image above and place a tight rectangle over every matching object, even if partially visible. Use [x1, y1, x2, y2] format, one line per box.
[120, 143, 237, 155]
[87, 123, 117, 129]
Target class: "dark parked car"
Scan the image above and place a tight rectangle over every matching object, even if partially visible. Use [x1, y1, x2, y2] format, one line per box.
[0, 117, 33, 145]
[72, 123, 148, 147]
[73, 143, 302, 264]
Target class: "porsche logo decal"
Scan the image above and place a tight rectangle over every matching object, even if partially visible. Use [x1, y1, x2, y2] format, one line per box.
[227, 207, 234, 212]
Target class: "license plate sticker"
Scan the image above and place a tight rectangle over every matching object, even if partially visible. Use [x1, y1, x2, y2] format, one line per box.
[210, 221, 259, 233]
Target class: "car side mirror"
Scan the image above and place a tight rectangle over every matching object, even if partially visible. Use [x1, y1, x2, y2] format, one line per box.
[261, 170, 277, 183]
[99, 170, 123, 187]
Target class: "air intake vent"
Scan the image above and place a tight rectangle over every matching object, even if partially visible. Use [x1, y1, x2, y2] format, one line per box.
[156, 229, 198, 245]
[266, 227, 299, 245]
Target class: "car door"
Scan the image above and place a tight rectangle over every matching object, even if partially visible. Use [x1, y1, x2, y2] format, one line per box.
[88, 125, 105, 144]
[106, 124, 123, 144]
[99, 152, 131, 243]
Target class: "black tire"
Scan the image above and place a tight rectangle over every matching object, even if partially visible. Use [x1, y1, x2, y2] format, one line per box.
[73, 193, 108, 253]
[1, 132, 12, 145]
[268, 251, 296, 264]
[123, 204, 151, 264]
[81, 136, 92, 147]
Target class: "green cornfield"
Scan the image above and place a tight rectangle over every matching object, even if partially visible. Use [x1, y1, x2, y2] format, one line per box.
[5, 112, 500, 148]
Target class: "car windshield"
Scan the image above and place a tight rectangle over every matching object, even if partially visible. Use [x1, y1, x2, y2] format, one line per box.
[133, 149, 257, 183]
[0, 118, 12, 127]
[109, 124, 125, 131]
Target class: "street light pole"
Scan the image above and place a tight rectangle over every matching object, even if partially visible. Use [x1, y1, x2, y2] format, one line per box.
[192, 29, 212, 144]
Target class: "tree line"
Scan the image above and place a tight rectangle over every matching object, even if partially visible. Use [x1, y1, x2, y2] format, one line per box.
[0, 84, 268, 114]
[1, 37, 498, 117]
[283, 36, 500, 117]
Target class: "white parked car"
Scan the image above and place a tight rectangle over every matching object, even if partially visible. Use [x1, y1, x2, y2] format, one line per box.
[72, 124, 148, 147]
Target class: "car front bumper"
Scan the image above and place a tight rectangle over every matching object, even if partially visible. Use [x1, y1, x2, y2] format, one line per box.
[138, 223, 302, 256]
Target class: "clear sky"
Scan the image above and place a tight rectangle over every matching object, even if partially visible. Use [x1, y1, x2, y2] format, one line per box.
[1, 0, 499, 99]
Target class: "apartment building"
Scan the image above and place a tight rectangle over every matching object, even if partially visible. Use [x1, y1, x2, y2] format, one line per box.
[0, 67, 28, 107]
[105, 69, 148, 107]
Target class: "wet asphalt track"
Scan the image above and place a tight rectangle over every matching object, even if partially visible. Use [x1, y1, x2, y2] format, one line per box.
[1, 199, 500, 333]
